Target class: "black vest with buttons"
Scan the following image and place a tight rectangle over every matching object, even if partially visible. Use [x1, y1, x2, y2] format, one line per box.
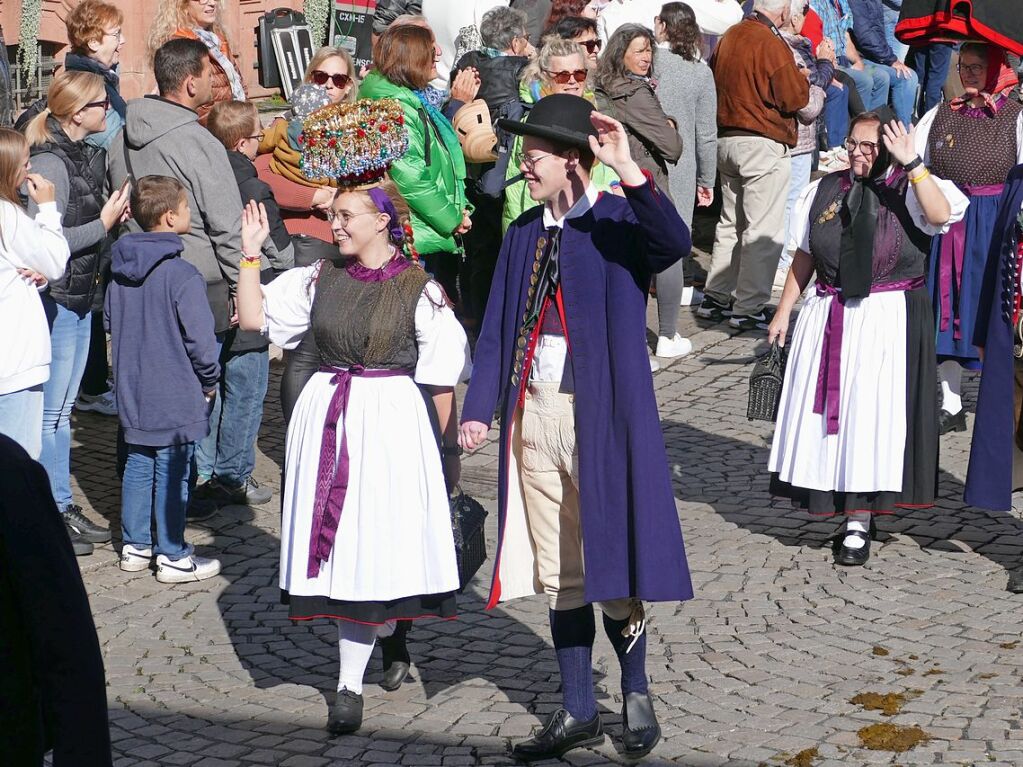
[31, 117, 110, 314]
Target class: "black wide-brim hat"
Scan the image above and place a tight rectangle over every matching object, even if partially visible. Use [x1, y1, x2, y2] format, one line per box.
[497, 94, 597, 150]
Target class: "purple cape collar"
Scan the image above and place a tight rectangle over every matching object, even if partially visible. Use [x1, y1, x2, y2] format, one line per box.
[343, 251, 412, 282]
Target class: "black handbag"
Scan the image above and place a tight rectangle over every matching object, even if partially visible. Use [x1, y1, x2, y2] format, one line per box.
[747, 342, 788, 422]
[449, 488, 488, 591]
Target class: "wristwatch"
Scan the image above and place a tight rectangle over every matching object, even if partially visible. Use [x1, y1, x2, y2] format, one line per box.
[902, 156, 924, 173]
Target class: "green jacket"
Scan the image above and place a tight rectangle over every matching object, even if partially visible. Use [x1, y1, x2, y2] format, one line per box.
[501, 82, 620, 232]
[359, 71, 468, 255]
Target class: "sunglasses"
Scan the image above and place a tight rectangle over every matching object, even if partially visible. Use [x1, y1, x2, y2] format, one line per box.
[579, 39, 602, 54]
[544, 68, 588, 84]
[83, 98, 110, 111]
[311, 70, 353, 89]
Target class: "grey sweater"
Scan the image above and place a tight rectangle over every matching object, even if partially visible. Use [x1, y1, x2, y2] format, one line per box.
[108, 96, 254, 332]
[25, 153, 106, 254]
[653, 48, 717, 226]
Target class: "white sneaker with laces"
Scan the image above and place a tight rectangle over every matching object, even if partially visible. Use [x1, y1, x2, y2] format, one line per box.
[679, 285, 704, 307]
[655, 333, 694, 359]
[155, 554, 222, 583]
[119, 544, 153, 572]
[76, 390, 117, 416]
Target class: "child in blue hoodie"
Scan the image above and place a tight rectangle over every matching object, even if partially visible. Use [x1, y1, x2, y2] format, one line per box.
[105, 176, 222, 584]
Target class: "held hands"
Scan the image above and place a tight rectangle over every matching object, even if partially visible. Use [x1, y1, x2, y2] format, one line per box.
[241, 200, 270, 255]
[100, 185, 132, 231]
[458, 421, 490, 452]
[881, 119, 918, 167]
[25, 173, 56, 204]
[588, 111, 644, 185]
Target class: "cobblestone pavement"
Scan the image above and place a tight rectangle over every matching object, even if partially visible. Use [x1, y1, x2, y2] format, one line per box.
[65, 232, 1023, 767]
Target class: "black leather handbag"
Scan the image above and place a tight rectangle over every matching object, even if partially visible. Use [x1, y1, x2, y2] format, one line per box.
[449, 488, 488, 591]
[747, 342, 788, 422]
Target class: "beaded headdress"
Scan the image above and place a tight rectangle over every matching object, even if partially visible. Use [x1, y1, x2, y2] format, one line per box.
[298, 99, 409, 187]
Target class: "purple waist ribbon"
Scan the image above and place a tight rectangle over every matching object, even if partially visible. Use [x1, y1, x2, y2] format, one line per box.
[307, 364, 414, 578]
[939, 183, 1003, 341]
[813, 276, 925, 436]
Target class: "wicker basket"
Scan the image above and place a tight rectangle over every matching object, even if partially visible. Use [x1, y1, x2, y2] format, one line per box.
[449, 490, 488, 591]
[747, 342, 787, 422]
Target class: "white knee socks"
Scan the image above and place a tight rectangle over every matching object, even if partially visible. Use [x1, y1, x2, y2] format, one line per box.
[938, 360, 963, 415]
[843, 511, 872, 550]
[337, 620, 379, 694]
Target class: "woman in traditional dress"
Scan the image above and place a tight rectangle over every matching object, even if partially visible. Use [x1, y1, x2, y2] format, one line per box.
[235, 101, 471, 734]
[914, 42, 1023, 434]
[767, 112, 968, 566]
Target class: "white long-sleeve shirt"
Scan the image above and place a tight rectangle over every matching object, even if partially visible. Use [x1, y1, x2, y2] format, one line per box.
[0, 200, 71, 395]
[599, 0, 743, 42]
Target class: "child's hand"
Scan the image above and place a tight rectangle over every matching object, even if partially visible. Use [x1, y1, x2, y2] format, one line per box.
[241, 200, 270, 255]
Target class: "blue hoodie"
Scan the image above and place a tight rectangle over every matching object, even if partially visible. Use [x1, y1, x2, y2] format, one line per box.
[105, 232, 221, 447]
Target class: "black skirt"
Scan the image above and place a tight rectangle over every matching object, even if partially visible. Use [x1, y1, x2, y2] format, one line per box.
[282, 590, 458, 625]
[772, 288, 938, 515]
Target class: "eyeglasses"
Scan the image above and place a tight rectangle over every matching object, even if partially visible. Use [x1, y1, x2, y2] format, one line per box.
[957, 62, 986, 76]
[578, 39, 602, 54]
[102, 29, 125, 41]
[326, 210, 376, 225]
[543, 68, 588, 84]
[189, 0, 217, 5]
[83, 98, 110, 111]
[844, 138, 880, 154]
[246, 131, 265, 141]
[517, 151, 561, 172]
[311, 70, 353, 89]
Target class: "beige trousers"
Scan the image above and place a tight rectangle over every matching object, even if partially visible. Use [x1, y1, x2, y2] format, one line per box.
[704, 135, 791, 317]
[513, 382, 631, 620]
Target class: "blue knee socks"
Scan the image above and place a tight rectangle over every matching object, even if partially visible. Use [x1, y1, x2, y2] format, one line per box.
[549, 606, 596, 720]
[602, 611, 649, 696]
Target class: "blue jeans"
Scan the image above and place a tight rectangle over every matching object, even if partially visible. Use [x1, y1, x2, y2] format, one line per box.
[911, 43, 954, 114]
[40, 297, 91, 510]
[196, 345, 269, 487]
[0, 385, 44, 459]
[823, 82, 850, 148]
[840, 63, 890, 112]
[780, 152, 814, 269]
[121, 442, 194, 560]
[883, 5, 909, 62]
[874, 61, 919, 125]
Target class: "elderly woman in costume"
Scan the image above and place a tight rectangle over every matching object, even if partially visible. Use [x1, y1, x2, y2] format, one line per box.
[461, 95, 693, 761]
[767, 112, 968, 567]
[913, 42, 1023, 434]
[235, 100, 471, 735]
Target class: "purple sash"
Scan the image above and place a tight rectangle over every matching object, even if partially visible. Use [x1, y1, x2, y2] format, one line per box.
[813, 276, 925, 436]
[938, 183, 1003, 341]
[307, 364, 415, 577]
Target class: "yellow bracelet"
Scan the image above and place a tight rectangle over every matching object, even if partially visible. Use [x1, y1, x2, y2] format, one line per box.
[909, 168, 931, 185]
[239, 259, 261, 269]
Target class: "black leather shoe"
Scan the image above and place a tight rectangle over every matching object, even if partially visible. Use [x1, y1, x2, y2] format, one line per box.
[327, 689, 363, 735]
[621, 692, 661, 758]
[835, 530, 871, 566]
[68, 526, 94, 557]
[512, 708, 604, 761]
[379, 621, 411, 691]
[62, 504, 111, 543]
[939, 409, 967, 435]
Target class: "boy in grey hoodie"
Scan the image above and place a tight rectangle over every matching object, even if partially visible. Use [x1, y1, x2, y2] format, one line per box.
[105, 175, 222, 584]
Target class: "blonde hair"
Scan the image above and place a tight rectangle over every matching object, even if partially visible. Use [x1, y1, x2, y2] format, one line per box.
[520, 36, 587, 93]
[147, 0, 233, 61]
[24, 71, 107, 147]
[0, 128, 28, 208]
[207, 100, 259, 149]
[304, 47, 358, 104]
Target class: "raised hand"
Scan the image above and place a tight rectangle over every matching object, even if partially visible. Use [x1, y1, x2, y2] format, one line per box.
[241, 200, 270, 255]
[881, 119, 918, 167]
[587, 111, 644, 186]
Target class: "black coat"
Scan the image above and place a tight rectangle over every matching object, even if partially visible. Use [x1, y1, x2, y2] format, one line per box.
[0, 436, 112, 766]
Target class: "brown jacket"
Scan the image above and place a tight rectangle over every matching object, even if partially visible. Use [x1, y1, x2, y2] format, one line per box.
[171, 28, 247, 126]
[710, 15, 809, 147]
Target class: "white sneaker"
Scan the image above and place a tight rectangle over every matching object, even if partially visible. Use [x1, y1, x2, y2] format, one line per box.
[649, 357, 661, 373]
[76, 390, 117, 416]
[679, 285, 704, 306]
[655, 333, 694, 359]
[119, 544, 153, 572]
[155, 554, 222, 583]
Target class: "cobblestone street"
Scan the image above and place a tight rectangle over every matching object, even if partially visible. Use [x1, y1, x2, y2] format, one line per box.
[65, 235, 1023, 767]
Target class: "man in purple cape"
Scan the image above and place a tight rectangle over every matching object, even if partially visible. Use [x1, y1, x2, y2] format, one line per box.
[458, 94, 693, 761]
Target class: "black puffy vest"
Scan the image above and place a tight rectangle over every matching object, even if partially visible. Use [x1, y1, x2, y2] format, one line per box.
[30, 118, 110, 314]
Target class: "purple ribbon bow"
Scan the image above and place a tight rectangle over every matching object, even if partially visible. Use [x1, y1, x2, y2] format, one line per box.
[813, 276, 925, 436]
[307, 364, 414, 577]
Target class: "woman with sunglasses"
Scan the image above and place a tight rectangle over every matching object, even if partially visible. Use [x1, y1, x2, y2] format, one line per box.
[913, 43, 1023, 435]
[551, 16, 604, 70]
[502, 37, 621, 232]
[767, 112, 967, 567]
[149, 0, 246, 126]
[20, 70, 131, 553]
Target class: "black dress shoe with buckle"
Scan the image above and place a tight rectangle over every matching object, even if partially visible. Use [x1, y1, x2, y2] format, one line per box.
[835, 530, 871, 566]
[621, 691, 661, 758]
[939, 409, 967, 435]
[512, 708, 604, 761]
[379, 620, 411, 691]
[327, 689, 363, 735]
